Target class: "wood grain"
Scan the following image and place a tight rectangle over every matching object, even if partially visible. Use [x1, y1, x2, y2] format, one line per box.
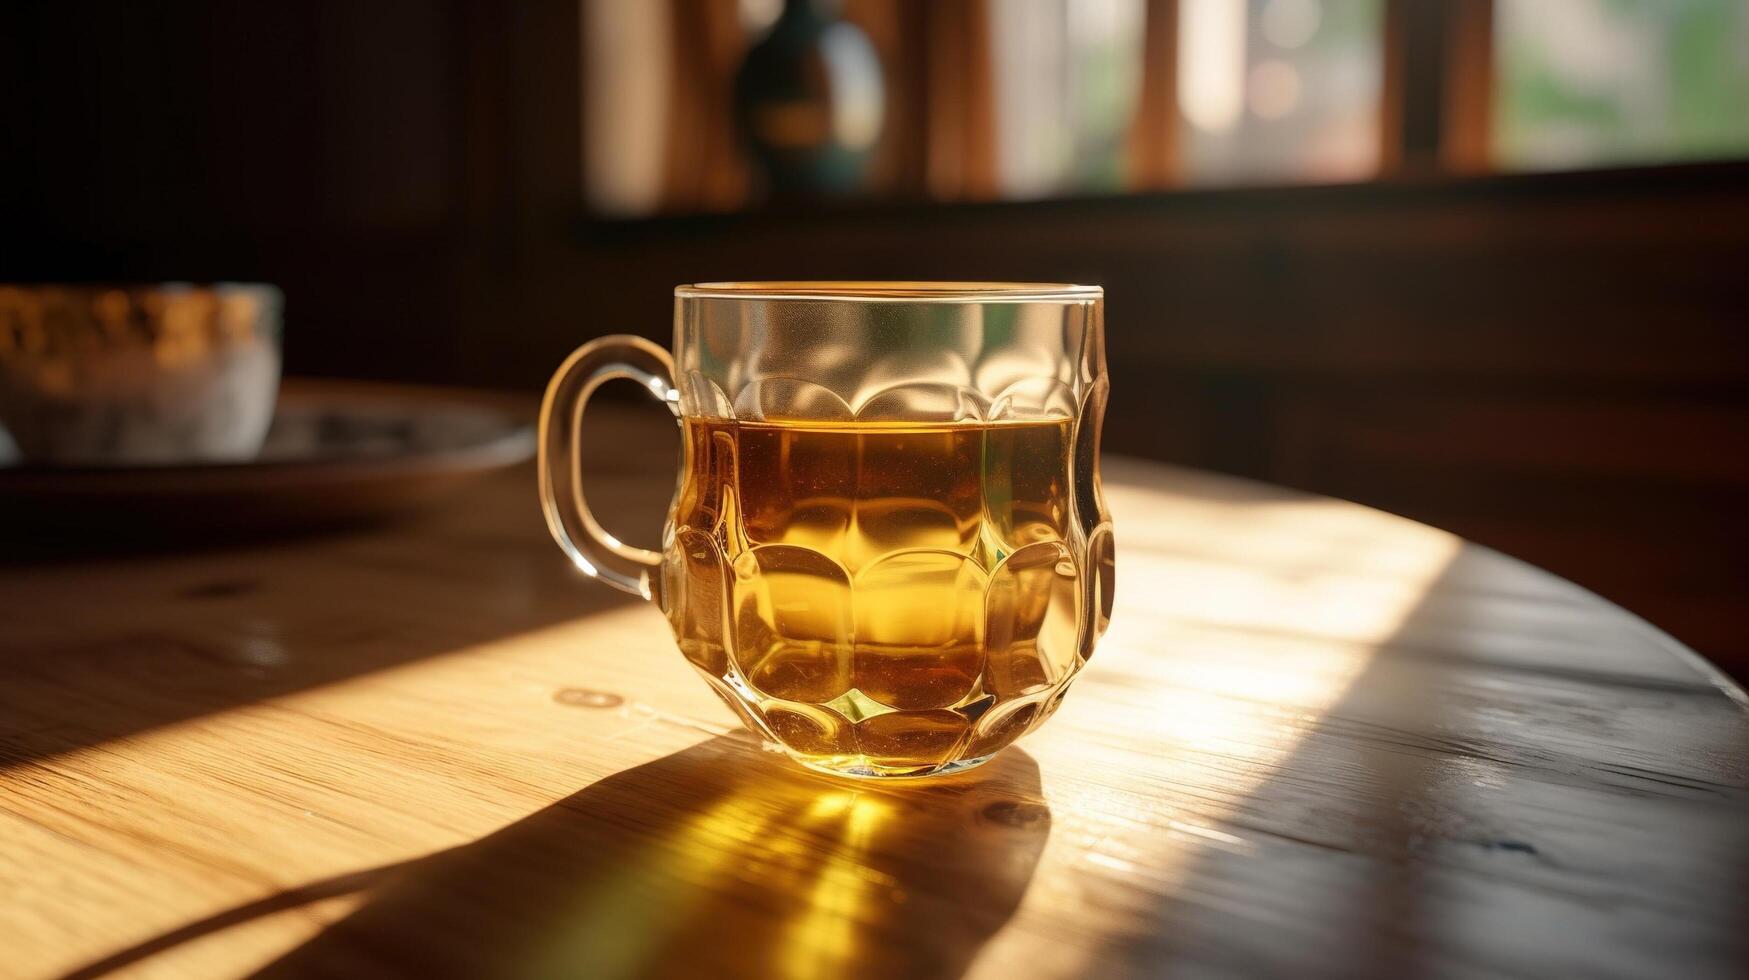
[3, 405, 1746, 979]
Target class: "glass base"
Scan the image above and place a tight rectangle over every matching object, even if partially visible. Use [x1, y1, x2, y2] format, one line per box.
[791, 751, 998, 781]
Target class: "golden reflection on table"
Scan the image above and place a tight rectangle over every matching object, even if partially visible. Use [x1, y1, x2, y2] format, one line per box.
[4, 410, 1748, 979]
[253, 739, 1046, 979]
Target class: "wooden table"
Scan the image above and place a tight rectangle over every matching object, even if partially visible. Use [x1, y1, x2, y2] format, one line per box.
[5, 407, 1747, 979]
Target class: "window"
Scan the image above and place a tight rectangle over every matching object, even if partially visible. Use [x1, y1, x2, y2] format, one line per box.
[1495, 0, 1749, 170]
[988, 0, 1147, 198]
[1177, 0, 1384, 185]
[579, 0, 1749, 217]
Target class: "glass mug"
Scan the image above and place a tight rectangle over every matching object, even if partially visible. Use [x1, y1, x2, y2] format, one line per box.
[539, 282, 1114, 778]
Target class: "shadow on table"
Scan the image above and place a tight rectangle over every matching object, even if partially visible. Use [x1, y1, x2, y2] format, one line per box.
[0, 462, 666, 771]
[68, 736, 1049, 980]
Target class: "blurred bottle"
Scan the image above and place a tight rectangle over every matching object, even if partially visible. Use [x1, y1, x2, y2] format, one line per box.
[733, 0, 885, 199]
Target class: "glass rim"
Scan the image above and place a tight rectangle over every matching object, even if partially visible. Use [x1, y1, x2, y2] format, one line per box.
[675, 281, 1102, 303]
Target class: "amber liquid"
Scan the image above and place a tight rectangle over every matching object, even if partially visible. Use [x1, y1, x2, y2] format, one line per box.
[661, 417, 1104, 777]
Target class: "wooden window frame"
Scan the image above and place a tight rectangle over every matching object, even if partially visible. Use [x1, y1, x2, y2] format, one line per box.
[1380, 0, 1494, 176]
[1134, 0, 1499, 186]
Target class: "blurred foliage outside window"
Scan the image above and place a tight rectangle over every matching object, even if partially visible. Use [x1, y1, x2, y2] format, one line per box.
[1495, 0, 1749, 169]
[583, 0, 1749, 217]
[989, 0, 1146, 198]
[1176, 0, 1382, 186]
[987, 0, 1384, 195]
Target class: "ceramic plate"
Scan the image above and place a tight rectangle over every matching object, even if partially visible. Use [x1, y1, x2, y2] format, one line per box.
[0, 380, 534, 545]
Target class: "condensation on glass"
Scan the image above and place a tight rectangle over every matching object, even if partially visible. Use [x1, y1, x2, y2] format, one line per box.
[539, 282, 1115, 778]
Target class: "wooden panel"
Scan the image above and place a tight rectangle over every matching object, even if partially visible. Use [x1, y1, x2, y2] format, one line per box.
[2, 409, 1746, 978]
[1275, 395, 1749, 485]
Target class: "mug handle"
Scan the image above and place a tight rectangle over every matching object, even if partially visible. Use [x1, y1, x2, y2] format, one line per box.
[538, 334, 679, 599]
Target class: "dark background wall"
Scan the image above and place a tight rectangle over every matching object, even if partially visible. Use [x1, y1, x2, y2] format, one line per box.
[3, 1, 1747, 676]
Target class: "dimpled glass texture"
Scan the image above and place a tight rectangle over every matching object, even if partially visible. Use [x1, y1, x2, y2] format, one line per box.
[656, 283, 1114, 778]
